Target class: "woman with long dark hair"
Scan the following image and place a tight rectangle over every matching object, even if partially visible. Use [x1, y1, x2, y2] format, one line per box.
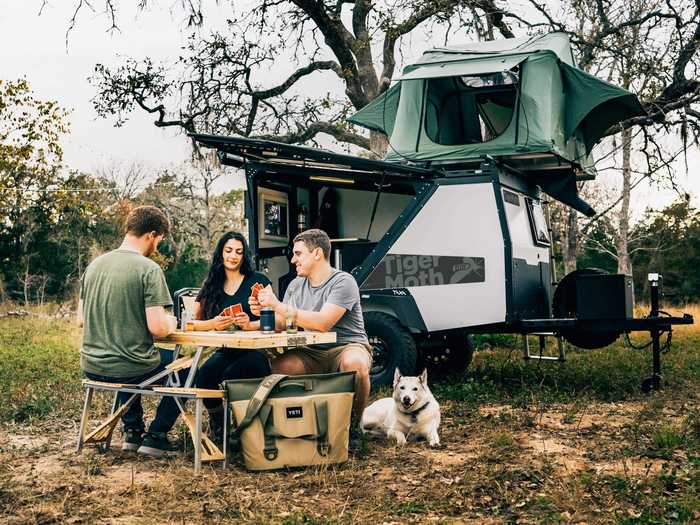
[192, 231, 271, 439]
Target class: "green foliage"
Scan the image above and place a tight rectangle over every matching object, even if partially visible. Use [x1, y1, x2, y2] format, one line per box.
[435, 334, 700, 403]
[631, 198, 700, 303]
[163, 243, 209, 293]
[648, 426, 685, 459]
[0, 316, 82, 423]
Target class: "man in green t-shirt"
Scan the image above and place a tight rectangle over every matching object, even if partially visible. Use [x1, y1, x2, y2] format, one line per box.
[79, 206, 183, 456]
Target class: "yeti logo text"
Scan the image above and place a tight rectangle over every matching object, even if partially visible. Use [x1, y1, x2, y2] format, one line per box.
[286, 407, 303, 418]
[362, 255, 485, 290]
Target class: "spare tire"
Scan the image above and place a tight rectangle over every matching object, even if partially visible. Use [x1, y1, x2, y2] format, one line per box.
[552, 268, 622, 349]
[364, 311, 418, 387]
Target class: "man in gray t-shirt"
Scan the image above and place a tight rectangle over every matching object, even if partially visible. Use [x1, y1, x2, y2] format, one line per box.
[252, 229, 372, 419]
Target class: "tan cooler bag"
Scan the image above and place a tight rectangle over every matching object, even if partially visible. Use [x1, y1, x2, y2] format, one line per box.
[225, 372, 355, 471]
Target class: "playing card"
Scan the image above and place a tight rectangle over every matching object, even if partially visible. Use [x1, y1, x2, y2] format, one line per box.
[251, 282, 264, 299]
[231, 303, 243, 315]
[221, 306, 233, 317]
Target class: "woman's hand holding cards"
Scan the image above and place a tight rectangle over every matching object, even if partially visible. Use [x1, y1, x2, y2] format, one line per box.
[233, 312, 250, 329]
[211, 315, 237, 331]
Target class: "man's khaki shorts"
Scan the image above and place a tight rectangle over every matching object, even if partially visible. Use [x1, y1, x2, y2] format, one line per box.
[284, 342, 373, 375]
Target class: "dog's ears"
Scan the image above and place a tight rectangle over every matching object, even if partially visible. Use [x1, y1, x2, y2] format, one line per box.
[419, 368, 428, 384]
[393, 367, 402, 384]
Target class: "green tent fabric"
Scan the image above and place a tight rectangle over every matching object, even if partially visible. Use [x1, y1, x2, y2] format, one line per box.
[531, 171, 596, 217]
[346, 83, 400, 136]
[347, 32, 645, 166]
[417, 32, 576, 67]
[560, 62, 646, 153]
[400, 53, 527, 80]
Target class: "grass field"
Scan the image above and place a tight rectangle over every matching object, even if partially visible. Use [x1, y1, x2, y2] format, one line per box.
[0, 306, 698, 524]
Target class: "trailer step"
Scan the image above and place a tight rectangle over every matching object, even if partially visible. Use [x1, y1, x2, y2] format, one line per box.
[522, 333, 566, 362]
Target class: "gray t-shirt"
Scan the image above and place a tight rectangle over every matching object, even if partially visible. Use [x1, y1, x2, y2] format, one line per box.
[284, 269, 368, 346]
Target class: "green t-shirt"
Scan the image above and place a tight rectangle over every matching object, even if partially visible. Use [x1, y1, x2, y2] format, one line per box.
[80, 249, 173, 378]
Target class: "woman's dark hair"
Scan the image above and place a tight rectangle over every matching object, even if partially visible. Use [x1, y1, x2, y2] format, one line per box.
[197, 232, 254, 320]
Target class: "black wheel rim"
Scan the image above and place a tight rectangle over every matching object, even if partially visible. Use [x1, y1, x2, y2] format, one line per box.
[369, 335, 390, 376]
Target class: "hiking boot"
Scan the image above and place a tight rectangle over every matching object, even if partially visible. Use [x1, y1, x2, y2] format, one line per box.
[137, 432, 179, 457]
[121, 428, 143, 451]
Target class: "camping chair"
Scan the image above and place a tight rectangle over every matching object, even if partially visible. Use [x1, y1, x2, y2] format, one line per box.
[173, 287, 200, 324]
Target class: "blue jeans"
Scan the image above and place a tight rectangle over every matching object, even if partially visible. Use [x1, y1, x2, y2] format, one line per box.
[195, 349, 270, 410]
[84, 349, 190, 434]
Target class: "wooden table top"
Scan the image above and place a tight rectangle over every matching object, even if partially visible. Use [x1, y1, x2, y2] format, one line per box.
[156, 330, 336, 349]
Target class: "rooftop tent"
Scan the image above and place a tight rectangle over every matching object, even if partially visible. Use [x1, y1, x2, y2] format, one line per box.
[348, 32, 646, 166]
[560, 62, 645, 153]
[347, 82, 400, 136]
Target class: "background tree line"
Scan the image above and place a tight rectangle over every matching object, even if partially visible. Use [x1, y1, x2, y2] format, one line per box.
[0, 79, 245, 304]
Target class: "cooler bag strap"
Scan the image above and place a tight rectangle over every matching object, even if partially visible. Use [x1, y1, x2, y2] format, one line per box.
[236, 374, 288, 432]
[259, 404, 279, 461]
[314, 400, 330, 456]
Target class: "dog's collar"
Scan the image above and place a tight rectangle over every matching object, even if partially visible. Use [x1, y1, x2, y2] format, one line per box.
[403, 401, 431, 423]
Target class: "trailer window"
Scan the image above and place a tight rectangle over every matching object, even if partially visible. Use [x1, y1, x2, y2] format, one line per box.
[424, 71, 518, 146]
[526, 198, 550, 246]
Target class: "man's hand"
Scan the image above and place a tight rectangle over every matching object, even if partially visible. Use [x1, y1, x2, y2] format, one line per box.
[166, 314, 177, 335]
[258, 285, 282, 311]
[248, 296, 261, 317]
[77, 298, 84, 328]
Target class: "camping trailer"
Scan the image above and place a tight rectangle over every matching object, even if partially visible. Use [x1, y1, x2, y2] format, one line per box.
[190, 32, 692, 389]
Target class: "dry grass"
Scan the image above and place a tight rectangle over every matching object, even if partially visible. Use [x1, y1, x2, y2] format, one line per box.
[0, 306, 698, 524]
[1, 396, 698, 524]
[633, 303, 699, 335]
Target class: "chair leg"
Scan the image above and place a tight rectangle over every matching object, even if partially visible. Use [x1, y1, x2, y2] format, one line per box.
[194, 398, 203, 475]
[223, 400, 229, 469]
[99, 392, 121, 453]
[76, 387, 94, 453]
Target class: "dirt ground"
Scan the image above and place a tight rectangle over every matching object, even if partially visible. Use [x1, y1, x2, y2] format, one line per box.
[1, 393, 698, 524]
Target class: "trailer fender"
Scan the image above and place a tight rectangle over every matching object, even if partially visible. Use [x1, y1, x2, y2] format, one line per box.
[359, 289, 427, 333]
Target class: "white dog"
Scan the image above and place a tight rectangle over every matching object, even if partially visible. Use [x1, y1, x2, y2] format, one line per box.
[360, 368, 441, 447]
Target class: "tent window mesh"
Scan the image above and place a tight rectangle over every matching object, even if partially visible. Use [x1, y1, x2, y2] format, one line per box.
[424, 73, 518, 145]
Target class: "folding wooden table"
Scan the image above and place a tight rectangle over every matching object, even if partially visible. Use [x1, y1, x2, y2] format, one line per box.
[77, 329, 336, 474]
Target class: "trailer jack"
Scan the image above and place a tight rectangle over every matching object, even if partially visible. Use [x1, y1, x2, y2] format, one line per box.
[641, 273, 664, 393]
[522, 333, 566, 362]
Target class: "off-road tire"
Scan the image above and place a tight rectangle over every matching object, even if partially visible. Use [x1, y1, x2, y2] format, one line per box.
[364, 311, 418, 387]
[419, 332, 475, 378]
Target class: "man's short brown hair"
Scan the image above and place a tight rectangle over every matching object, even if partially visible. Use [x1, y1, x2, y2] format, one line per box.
[125, 206, 170, 237]
[293, 229, 331, 259]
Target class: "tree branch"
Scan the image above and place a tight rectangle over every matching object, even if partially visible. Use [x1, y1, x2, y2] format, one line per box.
[249, 60, 343, 99]
[290, 0, 368, 107]
[253, 121, 371, 150]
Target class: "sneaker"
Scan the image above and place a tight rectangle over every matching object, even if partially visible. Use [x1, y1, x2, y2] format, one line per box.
[137, 432, 179, 457]
[121, 428, 143, 452]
